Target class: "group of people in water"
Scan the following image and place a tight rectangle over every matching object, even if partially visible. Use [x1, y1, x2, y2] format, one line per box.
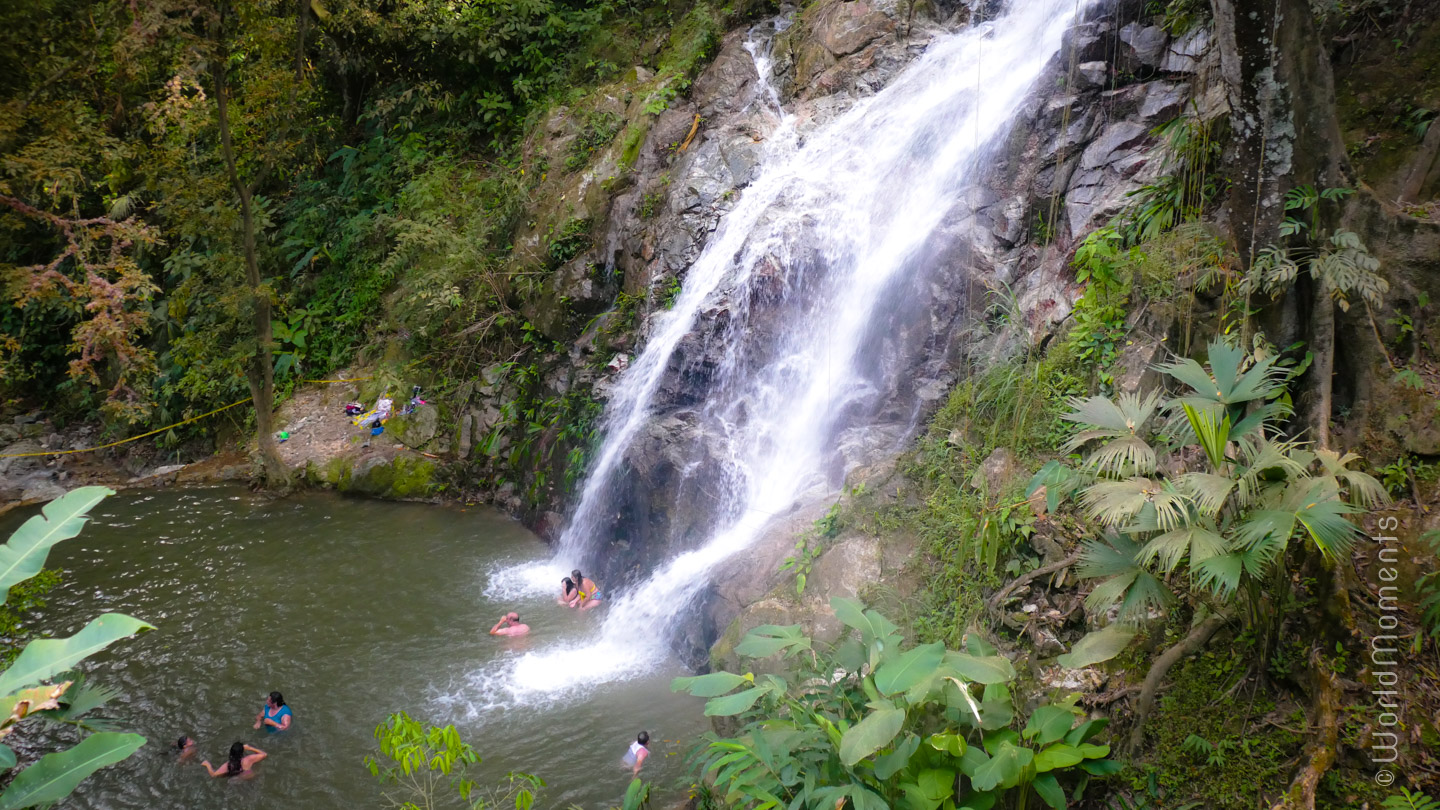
[488, 568, 604, 637]
[486, 569, 653, 776]
[173, 691, 292, 779]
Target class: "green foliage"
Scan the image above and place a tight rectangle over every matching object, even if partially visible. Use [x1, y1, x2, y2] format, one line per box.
[0, 733, 146, 810]
[779, 504, 843, 596]
[1240, 187, 1389, 329]
[1418, 530, 1440, 644]
[1068, 228, 1132, 386]
[1043, 338, 1383, 657]
[674, 598, 1119, 810]
[0, 487, 150, 808]
[565, 110, 623, 172]
[1116, 112, 1223, 246]
[0, 569, 61, 668]
[365, 711, 544, 810]
[1385, 789, 1440, 810]
[1134, 645, 1302, 808]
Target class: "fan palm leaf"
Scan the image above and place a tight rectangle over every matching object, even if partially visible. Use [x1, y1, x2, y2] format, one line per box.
[1155, 340, 1287, 408]
[1078, 534, 1174, 618]
[1313, 449, 1389, 509]
[1062, 392, 1163, 476]
[1137, 522, 1228, 573]
[1080, 478, 1187, 529]
[1174, 472, 1236, 518]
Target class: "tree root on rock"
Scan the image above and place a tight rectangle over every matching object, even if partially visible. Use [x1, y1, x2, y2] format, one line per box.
[1270, 650, 1339, 810]
[1126, 613, 1230, 753]
[986, 548, 1082, 617]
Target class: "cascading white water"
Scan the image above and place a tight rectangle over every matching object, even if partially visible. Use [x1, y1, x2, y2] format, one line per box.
[484, 0, 1090, 700]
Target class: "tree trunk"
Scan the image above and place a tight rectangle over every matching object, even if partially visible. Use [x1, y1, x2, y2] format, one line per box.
[1126, 613, 1229, 753]
[1270, 650, 1339, 810]
[1309, 282, 1334, 449]
[1209, 0, 1351, 265]
[211, 39, 289, 488]
[1397, 115, 1440, 204]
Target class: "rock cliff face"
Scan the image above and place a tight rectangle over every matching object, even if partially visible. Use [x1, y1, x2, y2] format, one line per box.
[510, 0, 1235, 664]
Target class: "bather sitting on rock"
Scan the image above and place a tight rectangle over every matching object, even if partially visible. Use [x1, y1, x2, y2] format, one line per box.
[489, 612, 530, 636]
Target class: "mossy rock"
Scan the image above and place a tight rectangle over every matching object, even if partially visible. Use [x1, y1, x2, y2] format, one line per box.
[333, 454, 438, 500]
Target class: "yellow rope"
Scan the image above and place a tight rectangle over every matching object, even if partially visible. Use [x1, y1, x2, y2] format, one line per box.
[0, 399, 250, 459]
[0, 377, 375, 459]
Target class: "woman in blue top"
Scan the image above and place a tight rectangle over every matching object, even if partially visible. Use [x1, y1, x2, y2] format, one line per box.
[254, 691, 292, 732]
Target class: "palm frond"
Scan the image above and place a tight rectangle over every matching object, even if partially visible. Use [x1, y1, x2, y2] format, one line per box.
[1078, 533, 1146, 580]
[1314, 448, 1390, 509]
[1174, 472, 1236, 518]
[1081, 436, 1159, 477]
[1137, 523, 1228, 573]
[1081, 478, 1183, 528]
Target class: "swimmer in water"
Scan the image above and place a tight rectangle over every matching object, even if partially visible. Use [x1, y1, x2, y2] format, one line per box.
[622, 731, 650, 776]
[202, 742, 266, 778]
[254, 691, 292, 732]
[175, 736, 198, 761]
[489, 612, 530, 636]
[559, 577, 579, 605]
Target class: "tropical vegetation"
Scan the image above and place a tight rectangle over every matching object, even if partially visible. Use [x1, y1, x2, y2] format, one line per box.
[0, 487, 151, 808]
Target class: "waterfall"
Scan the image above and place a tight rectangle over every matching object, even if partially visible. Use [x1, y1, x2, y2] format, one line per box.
[488, 0, 1089, 698]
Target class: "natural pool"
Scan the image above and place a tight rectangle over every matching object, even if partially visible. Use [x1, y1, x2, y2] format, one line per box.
[1, 486, 709, 808]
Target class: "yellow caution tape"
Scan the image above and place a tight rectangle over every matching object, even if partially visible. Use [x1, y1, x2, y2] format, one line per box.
[0, 399, 251, 459]
[0, 376, 375, 459]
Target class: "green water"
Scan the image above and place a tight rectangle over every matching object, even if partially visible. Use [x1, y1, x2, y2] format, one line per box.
[1, 487, 708, 808]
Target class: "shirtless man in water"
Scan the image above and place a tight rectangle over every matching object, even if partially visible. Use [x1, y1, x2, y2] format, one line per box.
[489, 612, 530, 636]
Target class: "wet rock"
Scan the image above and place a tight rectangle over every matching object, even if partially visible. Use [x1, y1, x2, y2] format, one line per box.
[20, 481, 65, 503]
[1074, 61, 1109, 91]
[1118, 22, 1168, 69]
[1159, 25, 1210, 73]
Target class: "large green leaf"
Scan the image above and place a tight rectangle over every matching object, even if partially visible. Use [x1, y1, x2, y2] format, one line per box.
[703, 686, 766, 717]
[734, 625, 810, 658]
[0, 487, 112, 605]
[1023, 705, 1076, 746]
[875, 733, 921, 780]
[0, 732, 144, 809]
[831, 598, 899, 649]
[671, 672, 749, 697]
[1031, 772, 1066, 810]
[942, 651, 1016, 685]
[970, 742, 1033, 791]
[875, 643, 944, 697]
[0, 614, 153, 697]
[1033, 743, 1085, 772]
[1056, 624, 1136, 669]
[839, 706, 905, 766]
[1063, 718, 1109, 746]
[0, 744, 13, 774]
[899, 768, 956, 810]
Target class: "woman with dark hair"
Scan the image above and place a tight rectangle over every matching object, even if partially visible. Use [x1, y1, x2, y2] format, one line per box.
[174, 736, 198, 761]
[558, 577, 579, 605]
[202, 742, 266, 778]
[254, 691, 292, 732]
[571, 569, 602, 610]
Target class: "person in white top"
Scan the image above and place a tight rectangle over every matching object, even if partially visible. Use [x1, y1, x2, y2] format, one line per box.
[622, 730, 650, 776]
